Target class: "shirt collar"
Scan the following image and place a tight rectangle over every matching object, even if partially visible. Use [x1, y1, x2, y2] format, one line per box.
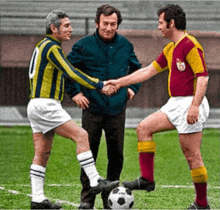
[174, 32, 188, 46]
[46, 35, 62, 46]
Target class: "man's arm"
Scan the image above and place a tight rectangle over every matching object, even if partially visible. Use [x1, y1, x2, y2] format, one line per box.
[105, 64, 158, 91]
[187, 76, 209, 124]
[48, 46, 103, 90]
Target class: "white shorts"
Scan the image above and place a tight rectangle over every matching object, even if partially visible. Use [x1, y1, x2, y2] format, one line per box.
[160, 96, 209, 134]
[27, 98, 71, 134]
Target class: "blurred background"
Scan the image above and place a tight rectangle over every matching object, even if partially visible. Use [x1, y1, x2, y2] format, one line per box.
[0, 0, 220, 127]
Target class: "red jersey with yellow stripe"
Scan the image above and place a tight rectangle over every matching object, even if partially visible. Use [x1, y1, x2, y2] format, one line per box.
[152, 33, 208, 97]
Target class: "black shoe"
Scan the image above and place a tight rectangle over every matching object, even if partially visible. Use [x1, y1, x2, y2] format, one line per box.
[90, 179, 119, 195]
[78, 202, 94, 209]
[122, 177, 155, 192]
[187, 202, 211, 209]
[31, 199, 62, 209]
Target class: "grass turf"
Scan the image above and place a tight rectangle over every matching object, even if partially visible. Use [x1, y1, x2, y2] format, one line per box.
[0, 126, 219, 209]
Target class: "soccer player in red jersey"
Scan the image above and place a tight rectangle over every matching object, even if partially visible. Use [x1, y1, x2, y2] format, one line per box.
[106, 4, 210, 209]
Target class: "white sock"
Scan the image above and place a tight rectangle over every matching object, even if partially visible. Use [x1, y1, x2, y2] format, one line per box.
[30, 164, 47, 202]
[77, 150, 100, 187]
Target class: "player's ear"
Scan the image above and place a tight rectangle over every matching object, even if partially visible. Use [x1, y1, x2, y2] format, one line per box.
[50, 24, 58, 34]
[170, 19, 175, 28]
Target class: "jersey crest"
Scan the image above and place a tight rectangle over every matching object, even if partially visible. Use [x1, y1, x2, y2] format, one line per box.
[176, 58, 186, 71]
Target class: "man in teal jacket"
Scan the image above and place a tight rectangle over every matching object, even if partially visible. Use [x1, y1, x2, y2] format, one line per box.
[65, 4, 141, 209]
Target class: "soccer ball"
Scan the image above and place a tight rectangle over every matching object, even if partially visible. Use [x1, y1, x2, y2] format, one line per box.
[108, 186, 134, 209]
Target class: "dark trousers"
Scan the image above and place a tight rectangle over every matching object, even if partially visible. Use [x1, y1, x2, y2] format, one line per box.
[80, 109, 126, 207]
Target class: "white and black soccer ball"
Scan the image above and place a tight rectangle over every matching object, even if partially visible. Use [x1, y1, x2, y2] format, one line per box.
[108, 186, 134, 209]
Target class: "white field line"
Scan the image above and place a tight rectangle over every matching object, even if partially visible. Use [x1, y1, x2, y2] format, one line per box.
[1, 184, 219, 209]
[0, 186, 80, 208]
[0, 183, 81, 187]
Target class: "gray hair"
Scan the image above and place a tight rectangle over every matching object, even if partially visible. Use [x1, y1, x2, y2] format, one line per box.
[45, 10, 69, 34]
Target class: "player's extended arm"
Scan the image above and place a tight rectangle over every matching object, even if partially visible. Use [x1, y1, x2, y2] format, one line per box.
[48, 46, 104, 90]
[106, 64, 158, 91]
[187, 76, 209, 124]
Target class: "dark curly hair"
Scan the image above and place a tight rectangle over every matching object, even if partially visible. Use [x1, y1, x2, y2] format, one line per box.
[157, 4, 186, 30]
[95, 4, 122, 26]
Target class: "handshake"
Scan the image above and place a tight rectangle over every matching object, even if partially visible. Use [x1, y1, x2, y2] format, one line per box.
[101, 80, 120, 95]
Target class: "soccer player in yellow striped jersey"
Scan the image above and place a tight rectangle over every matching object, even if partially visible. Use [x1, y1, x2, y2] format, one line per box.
[106, 5, 211, 210]
[29, 23, 103, 101]
[27, 10, 118, 209]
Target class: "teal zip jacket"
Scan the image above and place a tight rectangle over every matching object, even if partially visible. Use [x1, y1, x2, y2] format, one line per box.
[65, 30, 141, 115]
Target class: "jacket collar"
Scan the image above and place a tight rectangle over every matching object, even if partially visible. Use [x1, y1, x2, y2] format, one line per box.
[95, 29, 118, 44]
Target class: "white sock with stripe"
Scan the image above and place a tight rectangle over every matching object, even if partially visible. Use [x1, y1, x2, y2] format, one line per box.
[30, 164, 47, 202]
[77, 150, 100, 187]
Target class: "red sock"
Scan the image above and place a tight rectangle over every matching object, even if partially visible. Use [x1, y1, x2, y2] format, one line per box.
[139, 153, 154, 182]
[194, 182, 208, 207]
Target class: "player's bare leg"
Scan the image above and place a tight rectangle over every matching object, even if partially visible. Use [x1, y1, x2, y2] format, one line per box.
[179, 132, 203, 169]
[32, 131, 54, 166]
[123, 111, 175, 191]
[54, 119, 90, 154]
[179, 132, 209, 209]
[30, 131, 61, 209]
[137, 110, 175, 140]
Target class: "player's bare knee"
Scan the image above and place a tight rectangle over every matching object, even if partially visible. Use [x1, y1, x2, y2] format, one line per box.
[137, 122, 152, 140]
[74, 129, 89, 143]
[137, 122, 145, 134]
[80, 129, 89, 140]
[183, 150, 202, 169]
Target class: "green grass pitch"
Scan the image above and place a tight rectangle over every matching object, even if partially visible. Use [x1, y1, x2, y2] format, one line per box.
[0, 126, 219, 209]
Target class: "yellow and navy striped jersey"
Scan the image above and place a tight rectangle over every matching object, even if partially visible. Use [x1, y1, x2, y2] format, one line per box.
[29, 35, 103, 101]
